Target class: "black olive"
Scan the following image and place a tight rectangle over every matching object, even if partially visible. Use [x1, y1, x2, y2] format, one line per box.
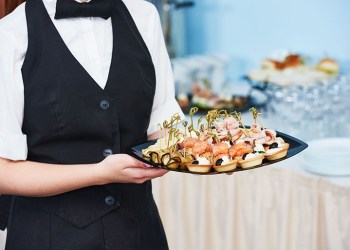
[216, 158, 224, 166]
[269, 142, 278, 149]
[242, 153, 249, 160]
[192, 160, 199, 164]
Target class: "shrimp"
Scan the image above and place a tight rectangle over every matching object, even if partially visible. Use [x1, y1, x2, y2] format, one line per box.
[229, 142, 253, 157]
[212, 142, 229, 157]
[193, 140, 211, 155]
[228, 147, 237, 158]
[236, 148, 253, 157]
[181, 137, 199, 149]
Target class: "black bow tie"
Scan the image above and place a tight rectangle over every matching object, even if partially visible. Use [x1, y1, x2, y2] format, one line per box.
[55, 0, 113, 20]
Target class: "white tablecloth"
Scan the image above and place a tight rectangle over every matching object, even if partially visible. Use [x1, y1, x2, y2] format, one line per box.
[152, 156, 350, 250]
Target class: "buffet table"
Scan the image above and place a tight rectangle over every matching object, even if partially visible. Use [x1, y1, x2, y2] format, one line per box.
[152, 154, 350, 250]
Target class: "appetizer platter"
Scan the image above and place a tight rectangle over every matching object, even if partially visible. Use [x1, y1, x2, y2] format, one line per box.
[178, 93, 251, 114]
[177, 81, 267, 114]
[131, 108, 308, 175]
[245, 53, 340, 89]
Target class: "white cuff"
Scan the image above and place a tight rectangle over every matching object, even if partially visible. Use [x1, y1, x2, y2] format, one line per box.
[147, 98, 185, 135]
[0, 132, 28, 161]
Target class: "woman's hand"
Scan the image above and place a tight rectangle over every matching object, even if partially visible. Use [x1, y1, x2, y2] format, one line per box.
[97, 154, 168, 185]
[0, 155, 168, 197]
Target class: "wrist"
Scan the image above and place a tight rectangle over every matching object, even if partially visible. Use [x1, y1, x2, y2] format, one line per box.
[91, 162, 109, 186]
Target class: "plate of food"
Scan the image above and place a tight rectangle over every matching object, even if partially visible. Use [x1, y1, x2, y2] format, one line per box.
[244, 52, 339, 89]
[131, 108, 308, 175]
[176, 81, 267, 114]
[178, 93, 252, 114]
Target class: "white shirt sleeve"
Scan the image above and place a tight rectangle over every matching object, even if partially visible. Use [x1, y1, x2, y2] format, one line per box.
[146, 4, 185, 135]
[125, 0, 185, 135]
[0, 4, 28, 161]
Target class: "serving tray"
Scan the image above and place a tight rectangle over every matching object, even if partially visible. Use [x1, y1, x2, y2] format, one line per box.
[130, 131, 308, 175]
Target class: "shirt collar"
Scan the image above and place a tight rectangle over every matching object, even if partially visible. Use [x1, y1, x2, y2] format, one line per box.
[43, 0, 57, 17]
[43, 0, 94, 17]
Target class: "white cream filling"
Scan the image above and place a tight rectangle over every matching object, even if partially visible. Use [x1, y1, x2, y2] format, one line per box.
[197, 157, 211, 165]
[275, 137, 285, 147]
[266, 148, 283, 154]
[245, 153, 258, 160]
[254, 144, 265, 153]
[221, 155, 231, 165]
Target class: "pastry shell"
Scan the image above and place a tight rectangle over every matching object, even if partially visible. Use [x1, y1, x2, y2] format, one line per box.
[264, 143, 290, 161]
[186, 164, 213, 173]
[213, 160, 238, 172]
[238, 155, 264, 169]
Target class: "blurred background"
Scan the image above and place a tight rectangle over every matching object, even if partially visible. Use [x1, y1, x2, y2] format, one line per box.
[148, 1, 350, 250]
[149, 0, 350, 142]
[157, 0, 350, 76]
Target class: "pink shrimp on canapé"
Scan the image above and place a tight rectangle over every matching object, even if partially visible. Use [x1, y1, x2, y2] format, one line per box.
[212, 142, 229, 157]
[229, 142, 253, 158]
[180, 137, 199, 149]
[192, 140, 212, 155]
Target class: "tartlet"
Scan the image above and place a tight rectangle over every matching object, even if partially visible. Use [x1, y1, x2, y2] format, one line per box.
[213, 159, 238, 172]
[238, 154, 264, 169]
[264, 143, 290, 160]
[212, 155, 238, 172]
[186, 163, 213, 173]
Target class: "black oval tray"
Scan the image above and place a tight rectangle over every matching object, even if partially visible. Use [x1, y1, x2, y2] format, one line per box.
[130, 131, 308, 175]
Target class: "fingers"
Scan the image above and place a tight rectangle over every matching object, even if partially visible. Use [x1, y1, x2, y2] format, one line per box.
[119, 154, 169, 182]
[133, 167, 169, 179]
[126, 156, 148, 168]
[125, 167, 168, 184]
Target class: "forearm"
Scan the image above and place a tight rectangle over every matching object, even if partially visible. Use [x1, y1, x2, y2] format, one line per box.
[0, 158, 103, 197]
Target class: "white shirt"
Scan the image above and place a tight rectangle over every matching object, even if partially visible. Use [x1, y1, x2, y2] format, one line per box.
[0, 0, 183, 161]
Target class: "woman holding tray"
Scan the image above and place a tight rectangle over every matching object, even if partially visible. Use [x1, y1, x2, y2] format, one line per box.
[0, 0, 183, 248]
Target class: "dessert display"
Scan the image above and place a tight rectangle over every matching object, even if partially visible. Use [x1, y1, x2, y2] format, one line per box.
[140, 107, 292, 174]
[247, 53, 340, 87]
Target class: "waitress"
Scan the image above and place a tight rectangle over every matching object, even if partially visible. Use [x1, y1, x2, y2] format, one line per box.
[0, 0, 183, 249]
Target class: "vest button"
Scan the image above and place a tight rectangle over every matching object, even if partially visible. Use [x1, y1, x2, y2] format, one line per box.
[105, 196, 115, 206]
[99, 100, 110, 110]
[103, 148, 113, 157]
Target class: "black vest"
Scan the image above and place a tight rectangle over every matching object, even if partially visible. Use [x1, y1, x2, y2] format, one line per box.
[4, 0, 168, 249]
